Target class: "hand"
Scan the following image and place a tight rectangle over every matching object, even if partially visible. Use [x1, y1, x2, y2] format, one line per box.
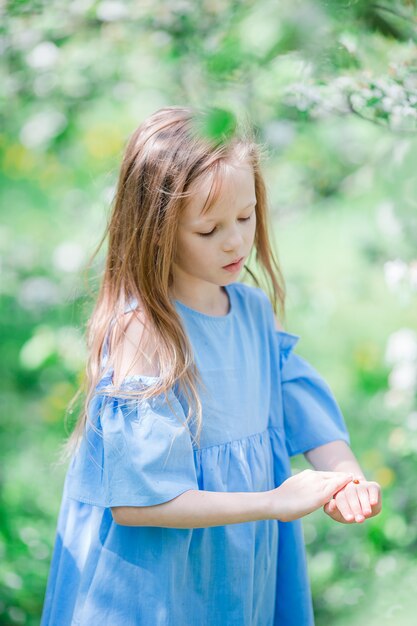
[323, 478, 382, 524]
[269, 469, 355, 522]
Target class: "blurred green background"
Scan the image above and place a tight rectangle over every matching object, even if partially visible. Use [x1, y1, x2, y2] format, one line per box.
[1, 1, 417, 624]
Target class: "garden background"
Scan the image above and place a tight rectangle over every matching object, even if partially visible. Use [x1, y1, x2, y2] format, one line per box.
[1, 1, 417, 624]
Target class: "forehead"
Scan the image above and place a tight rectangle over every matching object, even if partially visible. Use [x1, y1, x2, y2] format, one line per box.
[182, 159, 256, 223]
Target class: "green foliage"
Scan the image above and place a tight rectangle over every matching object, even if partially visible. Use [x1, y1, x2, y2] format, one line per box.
[1, 0, 417, 624]
[194, 106, 238, 143]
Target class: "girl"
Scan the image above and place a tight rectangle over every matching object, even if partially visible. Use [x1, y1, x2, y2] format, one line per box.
[41, 106, 382, 626]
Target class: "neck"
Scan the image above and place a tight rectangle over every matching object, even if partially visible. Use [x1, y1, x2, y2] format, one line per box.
[170, 283, 230, 316]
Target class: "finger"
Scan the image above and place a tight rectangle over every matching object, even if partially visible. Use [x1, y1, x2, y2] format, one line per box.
[368, 483, 381, 507]
[329, 474, 355, 500]
[343, 485, 365, 523]
[323, 501, 334, 515]
[328, 498, 337, 512]
[323, 473, 354, 503]
[323, 501, 350, 524]
[334, 490, 355, 522]
[357, 485, 372, 517]
[323, 499, 336, 514]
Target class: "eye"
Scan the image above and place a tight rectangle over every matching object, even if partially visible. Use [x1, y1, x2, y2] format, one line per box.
[197, 213, 253, 237]
[198, 228, 216, 237]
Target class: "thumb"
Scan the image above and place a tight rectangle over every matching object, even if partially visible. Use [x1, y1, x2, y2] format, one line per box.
[335, 472, 354, 484]
[323, 501, 333, 515]
[327, 473, 354, 498]
[326, 498, 337, 513]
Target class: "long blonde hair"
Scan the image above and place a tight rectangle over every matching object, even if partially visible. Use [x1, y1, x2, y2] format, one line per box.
[60, 105, 286, 461]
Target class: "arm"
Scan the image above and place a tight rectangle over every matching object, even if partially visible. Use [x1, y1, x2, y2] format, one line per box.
[111, 470, 355, 528]
[112, 490, 271, 528]
[111, 308, 161, 386]
[304, 440, 365, 478]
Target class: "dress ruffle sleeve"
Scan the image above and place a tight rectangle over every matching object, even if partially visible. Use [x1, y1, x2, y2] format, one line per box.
[66, 374, 199, 508]
[276, 329, 351, 457]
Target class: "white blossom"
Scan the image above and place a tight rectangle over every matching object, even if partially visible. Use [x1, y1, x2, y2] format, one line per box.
[20, 110, 67, 149]
[52, 241, 85, 273]
[26, 41, 59, 70]
[383, 259, 408, 290]
[385, 328, 417, 366]
[389, 362, 417, 392]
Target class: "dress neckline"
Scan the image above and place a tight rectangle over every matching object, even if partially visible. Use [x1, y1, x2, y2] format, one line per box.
[123, 284, 236, 321]
[174, 283, 235, 321]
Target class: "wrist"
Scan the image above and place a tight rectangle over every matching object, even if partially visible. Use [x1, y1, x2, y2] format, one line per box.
[262, 488, 285, 522]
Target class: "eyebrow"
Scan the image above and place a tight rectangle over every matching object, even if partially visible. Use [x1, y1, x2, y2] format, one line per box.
[197, 201, 256, 223]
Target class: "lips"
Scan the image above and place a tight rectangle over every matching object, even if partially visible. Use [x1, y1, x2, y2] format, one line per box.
[223, 256, 243, 267]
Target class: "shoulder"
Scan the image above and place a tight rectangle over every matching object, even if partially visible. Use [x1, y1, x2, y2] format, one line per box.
[110, 306, 161, 386]
[230, 282, 283, 330]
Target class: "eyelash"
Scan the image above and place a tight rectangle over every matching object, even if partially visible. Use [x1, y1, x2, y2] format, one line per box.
[198, 215, 252, 237]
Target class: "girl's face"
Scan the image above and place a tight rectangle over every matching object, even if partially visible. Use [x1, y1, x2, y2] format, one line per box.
[172, 159, 257, 293]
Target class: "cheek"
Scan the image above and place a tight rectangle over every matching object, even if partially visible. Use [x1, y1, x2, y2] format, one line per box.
[175, 235, 209, 266]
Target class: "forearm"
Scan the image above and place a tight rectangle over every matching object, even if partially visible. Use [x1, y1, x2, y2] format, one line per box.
[304, 440, 366, 478]
[111, 489, 272, 529]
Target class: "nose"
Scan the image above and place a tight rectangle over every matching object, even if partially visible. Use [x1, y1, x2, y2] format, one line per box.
[222, 227, 244, 252]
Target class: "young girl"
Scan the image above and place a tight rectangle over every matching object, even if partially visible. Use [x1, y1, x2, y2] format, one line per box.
[41, 106, 382, 626]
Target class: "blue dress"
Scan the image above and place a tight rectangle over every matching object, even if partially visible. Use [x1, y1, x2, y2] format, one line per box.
[41, 282, 350, 626]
